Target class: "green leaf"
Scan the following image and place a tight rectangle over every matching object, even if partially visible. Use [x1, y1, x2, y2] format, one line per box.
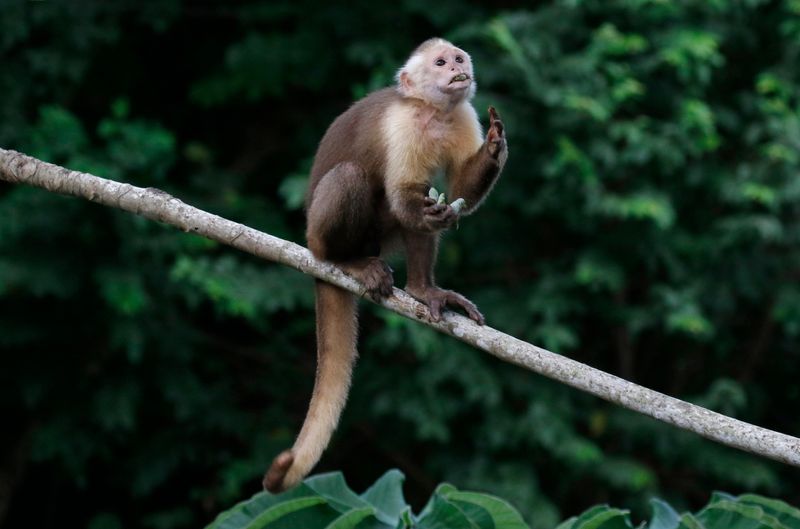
[398, 508, 414, 529]
[205, 491, 329, 529]
[677, 513, 706, 529]
[416, 494, 479, 529]
[444, 490, 530, 529]
[737, 494, 800, 529]
[649, 499, 681, 529]
[360, 470, 408, 524]
[571, 507, 633, 529]
[305, 472, 374, 514]
[696, 500, 782, 529]
[556, 517, 578, 529]
[323, 507, 377, 529]
[247, 497, 329, 529]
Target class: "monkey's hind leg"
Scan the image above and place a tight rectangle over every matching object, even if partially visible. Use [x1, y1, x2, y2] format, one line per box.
[306, 162, 393, 298]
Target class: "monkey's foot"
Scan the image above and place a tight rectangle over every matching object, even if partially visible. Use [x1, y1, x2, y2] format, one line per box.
[264, 449, 294, 493]
[342, 257, 394, 299]
[406, 286, 485, 325]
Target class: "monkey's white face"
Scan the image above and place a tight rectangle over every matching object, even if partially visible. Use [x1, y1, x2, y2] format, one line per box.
[426, 44, 474, 96]
[398, 41, 476, 109]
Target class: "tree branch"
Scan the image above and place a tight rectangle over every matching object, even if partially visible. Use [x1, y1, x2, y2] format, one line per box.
[2, 147, 798, 468]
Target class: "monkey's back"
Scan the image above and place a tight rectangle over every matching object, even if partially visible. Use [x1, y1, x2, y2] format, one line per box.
[307, 87, 400, 201]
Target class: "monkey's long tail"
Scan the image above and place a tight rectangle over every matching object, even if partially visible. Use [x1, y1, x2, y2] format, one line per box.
[263, 280, 358, 492]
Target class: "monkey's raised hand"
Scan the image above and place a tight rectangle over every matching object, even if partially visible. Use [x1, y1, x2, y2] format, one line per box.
[486, 106, 506, 159]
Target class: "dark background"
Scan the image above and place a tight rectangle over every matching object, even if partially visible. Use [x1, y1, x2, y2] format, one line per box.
[1, 1, 799, 528]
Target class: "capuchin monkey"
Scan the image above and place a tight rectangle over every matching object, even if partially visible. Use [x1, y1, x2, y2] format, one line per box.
[264, 38, 507, 492]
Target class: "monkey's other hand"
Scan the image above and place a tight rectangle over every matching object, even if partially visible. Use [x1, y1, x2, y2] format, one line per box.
[422, 197, 458, 231]
[407, 286, 485, 325]
[486, 106, 506, 159]
[344, 257, 394, 299]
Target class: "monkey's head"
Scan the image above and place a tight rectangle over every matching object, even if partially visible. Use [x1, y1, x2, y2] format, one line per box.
[396, 38, 476, 109]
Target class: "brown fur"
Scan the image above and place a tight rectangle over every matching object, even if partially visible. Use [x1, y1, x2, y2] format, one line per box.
[264, 39, 507, 492]
[265, 281, 358, 492]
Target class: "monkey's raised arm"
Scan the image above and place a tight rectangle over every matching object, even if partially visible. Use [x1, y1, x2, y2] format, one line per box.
[448, 107, 507, 215]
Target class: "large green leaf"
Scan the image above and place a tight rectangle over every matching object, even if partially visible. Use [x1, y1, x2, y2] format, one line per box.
[323, 507, 378, 529]
[677, 513, 705, 529]
[737, 495, 800, 529]
[304, 472, 375, 514]
[415, 493, 479, 529]
[696, 500, 786, 529]
[444, 490, 530, 529]
[648, 499, 681, 529]
[247, 497, 329, 529]
[556, 517, 578, 529]
[561, 506, 634, 529]
[360, 470, 408, 524]
[205, 490, 331, 529]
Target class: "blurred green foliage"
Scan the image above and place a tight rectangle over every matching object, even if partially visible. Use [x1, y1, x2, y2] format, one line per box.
[1, 1, 800, 528]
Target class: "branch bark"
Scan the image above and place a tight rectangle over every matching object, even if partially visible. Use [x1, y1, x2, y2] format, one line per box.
[2, 147, 799, 468]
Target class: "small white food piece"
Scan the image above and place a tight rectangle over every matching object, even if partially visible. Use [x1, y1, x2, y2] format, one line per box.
[428, 187, 440, 200]
[437, 192, 447, 205]
[450, 198, 466, 214]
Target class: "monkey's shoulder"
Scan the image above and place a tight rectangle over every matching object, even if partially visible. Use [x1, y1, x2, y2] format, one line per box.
[333, 88, 401, 128]
[310, 89, 398, 182]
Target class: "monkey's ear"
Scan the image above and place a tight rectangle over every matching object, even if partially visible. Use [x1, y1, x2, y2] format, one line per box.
[398, 70, 414, 96]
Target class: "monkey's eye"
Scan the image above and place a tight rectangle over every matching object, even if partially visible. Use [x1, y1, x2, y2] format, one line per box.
[435, 58, 446, 66]
[455, 56, 464, 63]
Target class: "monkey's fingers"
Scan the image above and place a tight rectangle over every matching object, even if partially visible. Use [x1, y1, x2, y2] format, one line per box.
[423, 203, 447, 215]
[360, 258, 394, 299]
[447, 292, 485, 325]
[423, 204, 457, 231]
[486, 116, 506, 159]
[488, 106, 505, 138]
[428, 296, 445, 322]
[487, 115, 505, 141]
[492, 118, 504, 137]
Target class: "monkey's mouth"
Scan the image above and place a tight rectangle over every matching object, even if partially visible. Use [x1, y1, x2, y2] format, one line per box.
[449, 73, 470, 84]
